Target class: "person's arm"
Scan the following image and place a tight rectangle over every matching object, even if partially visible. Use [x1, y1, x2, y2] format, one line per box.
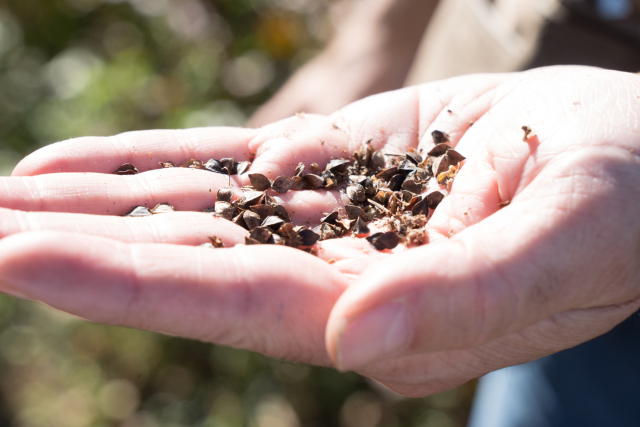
[2, 66, 640, 396]
[248, 0, 440, 127]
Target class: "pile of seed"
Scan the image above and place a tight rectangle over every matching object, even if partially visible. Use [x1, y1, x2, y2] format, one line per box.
[118, 130, 465, 252]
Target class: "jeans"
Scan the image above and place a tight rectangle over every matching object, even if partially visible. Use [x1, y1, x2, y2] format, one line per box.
[467, 311, 640, 427]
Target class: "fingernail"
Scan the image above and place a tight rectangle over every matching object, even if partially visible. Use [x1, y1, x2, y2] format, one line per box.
[337, 302, 411, 371]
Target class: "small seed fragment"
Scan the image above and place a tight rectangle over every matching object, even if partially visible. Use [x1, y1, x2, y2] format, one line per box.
[427, 191, 444, 209]
[208, 236, 225, 248]
[262, 216, 285, 230]
[249, 173, 271, 191]
[151, 203, 175, 214]
[446, 149, 466, 166]
[298, 229, 320, 246]
[366, 231, 400, 250]
[217, 187, 234, 203]
[411, 197, 429, 216]
[159, 162, 175, 168]
[250, 227, 274, 244]
[272, 176, 295, 193]
[304, 174, 324, 189]
[346, 184, 366, 202]
[352, 217, 370, 235]
[432, 130, 450, 144]
[401, 178, 423, 194]
[345, 205, 366, 221]
[236, 161, 252, 175]
[271, 204, 291, 223]
[243, 211, 262, 231]
[250, 204, 274, 220]
[114, 163, 139, 175]
[125, 206, 152, 217]
[182, 159, 204, 169]
[428, 144, 451, 157]
[321, 211, 339, 225]
[214, 201, 236, 220]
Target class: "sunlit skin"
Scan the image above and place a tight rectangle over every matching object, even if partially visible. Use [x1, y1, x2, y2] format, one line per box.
[1, 66, 640, 397]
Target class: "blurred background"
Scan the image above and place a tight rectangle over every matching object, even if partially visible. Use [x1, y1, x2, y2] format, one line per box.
[0, 0, 476, 426]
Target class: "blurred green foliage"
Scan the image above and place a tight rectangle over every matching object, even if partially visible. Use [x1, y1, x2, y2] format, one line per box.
[0, 0, 475, 425]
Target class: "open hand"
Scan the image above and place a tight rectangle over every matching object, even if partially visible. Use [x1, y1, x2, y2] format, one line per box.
[1, 66, 639, 396]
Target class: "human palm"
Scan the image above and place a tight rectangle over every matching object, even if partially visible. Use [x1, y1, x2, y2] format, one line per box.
[1, 66, 640, 397]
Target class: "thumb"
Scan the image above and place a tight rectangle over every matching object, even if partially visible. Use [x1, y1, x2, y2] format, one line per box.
[325, 191, 640, 371]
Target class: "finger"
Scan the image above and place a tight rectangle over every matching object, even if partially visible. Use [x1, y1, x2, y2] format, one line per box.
[0, 208, 247, 246]
[326, 150, 640, 371]
[0, 169, 347, 224]
[358, 296, 640, 397]
[0, 231, 348, 365]
[12, 127, 256, 176]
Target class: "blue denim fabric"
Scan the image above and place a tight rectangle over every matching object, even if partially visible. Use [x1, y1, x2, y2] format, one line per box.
[467, 311, 640, 427]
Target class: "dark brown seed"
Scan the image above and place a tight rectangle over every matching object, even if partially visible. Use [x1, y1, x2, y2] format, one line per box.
[324, 176, 337, 189]
[371, 151, 385, 170]
[428, 144, 451, 157]
[291, 176, 306, 190]
[405, 195, 421, 211]
[388, 194, 398, 214]
[151, 203, 175, 214]
[262, 216, 285, 230]
[427, 191, 445, 209]
[245, 236, 261, 245]
[182, 159, 204, 169]
[366, 231, 400, 250]
[319, 223, 339, 240]
[294, 163, 305, 176]
[236, 161, 251, 175]
[401, 178, 424, 194]
[349, 175, 368, 185]
[355, 146, 373, 167]
[446, 149, 466, 166]
[411, 196, 429, 216]
[208, 236, 226, 248]
[125, 206, 152, 217]
[271, 204, 291, 222]
[250, 227, 274, 244]
[432, 155, 451, 177]
[114, 163, 139, 175]
[376, 167, 398, 180]
[263, 194, 277, 205]
[321, 211, 339, 225]
[352, 217, 370, 235]
[325, 159, 351, 172]
[373, 190, 390, 206]
[243, 211, 262, 230]
[238, 191, 265, 208]
[214, 201, 236, 220]
[400, 190, 413, 202]
[304, 174, 324, 189]
[345, 205, 366, 221]
[272, 176, 295, 193]
[410, 167, 430, 181]
[204, 159, 224, 173]
[249, 173, 271, 191]
[365, 206, 382, 221]
[432, 130, 450, 144]
[388, 174, 405, 191]
[217, 187, 234, 203]
[310, 163, 320, 174]
[346, 184, 366, 202]
[298, 229, 320, 246]
[250, 204, 274, 220]
[405, 152, 423, 165]
[159, 162, 175, 168]
[232, 212, 247, 229]
[220, 158, 236, 173]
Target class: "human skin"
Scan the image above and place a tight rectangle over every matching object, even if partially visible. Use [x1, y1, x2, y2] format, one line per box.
[1, 66, 640, 397]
